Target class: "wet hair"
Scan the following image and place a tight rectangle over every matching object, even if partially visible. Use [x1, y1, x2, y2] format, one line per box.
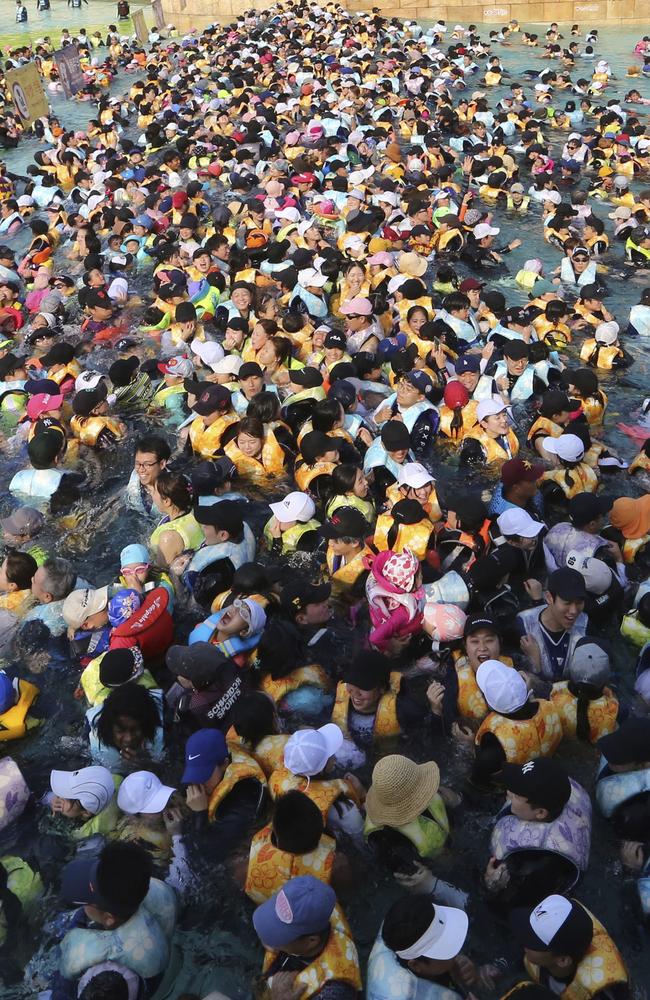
[79, 971, 130, 1000]
[328, 463, 362, 499]
[38, 557, 76, 601]
[247, 391, 282, 423]
[382, 895, 435, 956]
[312, 397, 343, 433]
[237, 415, 264, 442]
[134, 434, 171, 463]
[233, 691, 276, 745]
[273, 790, 324, 854]
[3, 549, 37, 590]
[96, 842, 152, 919]
[96, 683, 160, 749]
[155, 471, 193, 513]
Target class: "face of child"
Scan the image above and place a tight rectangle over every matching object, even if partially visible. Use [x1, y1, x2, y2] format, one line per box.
[50, 796, 87, 819]
[217, 606, 247, 636]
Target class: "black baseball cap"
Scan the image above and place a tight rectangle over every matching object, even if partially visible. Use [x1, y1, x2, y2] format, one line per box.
[325, 330, 347, 350]
[109, 355, 140, 386]
[301, 431, 340, 464]
[61, 857, 115, 913]
[191, 458, 237, 493]
[238, 362, 263, 380]
[321, 506, 369, 539]
[464, 613, 500, 638]
[328, 380, 356, 408]
[290, 366, 324, 389]
[547, 567, 587, 602]
[85, 289, 113, 310]
[381, 420, 410, 451]
[568, 493, 612, 527]
[503, 340, 531, 360]
[511, 897, 593, 956]
[28, 428, 64, 465]
[72, 384, 108, 416]
[597, 718, 650, 766]
[342, 650, 390, 691]
[40, 342, 76, 367]
[166, 641, 228, 685]
[392, 498, 426, 525]
[191, 383, 232, 415]
[24, 378, 60, 396]
[499, 758, 572, 814]
[504, 306, 531, 327]
[194, 500, 244, 535]
[281, 580, 331, 616]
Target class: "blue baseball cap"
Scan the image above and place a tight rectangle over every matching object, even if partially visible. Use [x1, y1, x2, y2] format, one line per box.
[406, 370, 435, 399]
[134, 214, 155, 231]
[454, 354, 480, 375]
[0, 671, 15, 714]
[182, 728, 228, 784]
[24, 378, 61, 396]
[120, 544, 150, 567]
[253, 876, 336, 949]
[377, 334, 407, 358]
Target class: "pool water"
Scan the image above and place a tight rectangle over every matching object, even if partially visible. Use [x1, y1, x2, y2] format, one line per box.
[0, 15, 649, 1000]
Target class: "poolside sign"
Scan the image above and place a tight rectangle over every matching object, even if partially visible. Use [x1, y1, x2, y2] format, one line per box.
[53, 46, 85, 100]
[6, 63, 48, 126]
[133, 8, 149, 44]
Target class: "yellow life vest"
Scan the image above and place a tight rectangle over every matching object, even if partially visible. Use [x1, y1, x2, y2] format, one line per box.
[629, 449, 650, 476]
[263, 518, 322, 555]
[80, 655, 158, 707]
[294, 461, 336, 493]
[150, 511, 204, 552]
[331, 679, 401, 741]
[384, 484, 441, 522]
[476, 699, 563, 763]
[395, 296, 433, 322]
[364, 793, 450, 859]
[70, 415, 125, 447]
[480, 183, 504, 202]
[532, 316, 572, 347]
[260, 664, 331, 704]
[541, 463, 599, 499]
[525, 905, 628, 1000]
[0, 855, 43, 946]
[372, 515, 433, 561]
[438, 403, 477, 443]
[622, 534, 650, 564]
[0, 679, 39, 741]
[435, 227, 464, 252]
[326, 546, 369, 593]
[224, 430, 285, 483]
[527, 415, 563, 446]
[262, 905, 362, 1000]
[463, 427, 519, 464]
[151, 383, 185, 409]
[485, 70, 502, 86]
[326, 493, 376, 523]
[550, 681, 618, 742]
[189, 412, 239, 458]
[454, 654, 514, 721]
[48, 361, 81, 387]
[268, 768, 362, 822]
[207, 746, 266, 821]
[575, 393, 607, 427]
[245, 824, 336, 904]
[508, 196, 530, 212]
[579, 339, 622, 371]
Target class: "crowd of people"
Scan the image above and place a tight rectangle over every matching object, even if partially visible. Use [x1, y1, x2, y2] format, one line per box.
[0, 3, 650, 1000]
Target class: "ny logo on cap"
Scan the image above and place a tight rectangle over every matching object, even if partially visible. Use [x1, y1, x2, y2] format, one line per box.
[521, 761, 536, 774]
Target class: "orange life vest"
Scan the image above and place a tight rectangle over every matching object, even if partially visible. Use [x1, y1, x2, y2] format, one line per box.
[550, 681, 618, 743]
[476, 699, 563, 763]
[245, 824, 336, 903]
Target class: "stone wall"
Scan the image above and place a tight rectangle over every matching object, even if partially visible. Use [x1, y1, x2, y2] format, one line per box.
[160, 0, 650, 33]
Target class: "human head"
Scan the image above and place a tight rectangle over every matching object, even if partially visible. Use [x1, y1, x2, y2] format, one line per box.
[382, 896, 469, 979]
[253, 876, 336, 956]
[95, 683, 160, 753]
[511, 895, 594, 974]
[0, 549, 37, 593]
[500, 758, 572, 822]
[545, 568, 586, 630]
[31, 557, 76, 604]
[62, 842, 152, 928]
[133, 434, 171, 487]
[273, 790, 324, 854]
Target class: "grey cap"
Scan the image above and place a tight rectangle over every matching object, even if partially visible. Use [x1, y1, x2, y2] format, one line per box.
[568, 638, 610, 687]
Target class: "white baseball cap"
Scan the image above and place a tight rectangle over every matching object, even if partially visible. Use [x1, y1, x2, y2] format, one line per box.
[269, 491, 316, 524]
[543, 190, 562, 205]
[298, 268, 328, 288]
[476, 659, 529, 714]
[275, 207, 301, 223]
[212, 354, 243, 376]
[387, 274, 408, 295]
[542, 434, 584, 463]
[476, 397, 508, 422]
[398, 462, 434, 490]
[474, 223, 500, 240]
[497, 508, 544, 539]
[50, 766, 115, 815]
[75, 371, 105, 392]
[594, 321, 619, 346]
[117, 770, 175, 815]
[191, 339, 226, 370]
[573, 555, 612, 596]
[284, 723, 344, 777]
[395, 903, 469, 961]
[297, 219, 318, 236]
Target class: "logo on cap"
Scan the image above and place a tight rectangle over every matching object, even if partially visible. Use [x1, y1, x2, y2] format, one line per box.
[276, 889, 293, 924]
[521, 761, 535, 773]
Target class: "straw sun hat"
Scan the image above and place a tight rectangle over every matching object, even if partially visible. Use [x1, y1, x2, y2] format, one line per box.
[365, 754, 440, 826]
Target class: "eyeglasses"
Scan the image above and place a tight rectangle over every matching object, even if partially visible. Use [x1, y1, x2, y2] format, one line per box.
[134, 459, 160, 470]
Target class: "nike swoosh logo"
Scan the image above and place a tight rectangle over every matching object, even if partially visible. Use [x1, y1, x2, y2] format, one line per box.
[188, 754, 201, 760]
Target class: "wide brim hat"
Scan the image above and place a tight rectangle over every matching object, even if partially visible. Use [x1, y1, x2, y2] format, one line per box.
[365, 754, 440, 826]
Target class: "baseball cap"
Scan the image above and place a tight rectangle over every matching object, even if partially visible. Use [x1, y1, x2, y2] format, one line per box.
[158, 356, 194, 378]
[290, 366, 324, 388]
[26, 392, 64, 422]
[284, 723, 343, 777]
[301, 430, 341, 464]
[182, 728, 229, 784]
[568, 493, 611, 527]
[574, 556, 612, 597]
[474, 223, 500, 239]
[547, 567, 587, 602]
[568, 637, 611, 686]
[476, 659, 529, 714]
[62, 586, 110, 630]
[72, 384, 109, 417]
[459, 278, 483, 293]
[463, 612, 500, 638]
[212, 354, 243, 377]
[253, 876, 337, 950]
[281, 580, 331, 617]
[499, 759, 572, 814]
[269, 491, 316, 525]
[166, 641, 227, 685]
[476, 397, 507, 422]
[504, 306, 531, 328]
[191, 384, 232, 416]
[340, 297, 372, 316]
[511, 895, 593, 955]
[394, 903, 469, 962]
[194, 500, 243, 535]
[501, 458, 544, 489]
[497, 508, 544, 539]
[542, 434, 584, 463]
[191, 458, 237, 494]
[98, 647, 144, 689]
[50, 766, 115, 815]
[40, 342, 75, 368]
[61, 856, 115, 912]
[398, 462, 434, 490]
[75, 371, 105, 392]
[321, 506, 369, 539]
[191, 340, 226, 370]
[405, 370, 435, 399]
[324, 330, 347, 351]
[502, 340, 530, 361]
[1, 506, 44, 537]
[238, 362, 264, 380]
[329, 380, 356, 408]
[595, 321, 619, 346]
[117, 771, 175, 815]
[454, 355, 480, 375]
[598, 718, 650, 765]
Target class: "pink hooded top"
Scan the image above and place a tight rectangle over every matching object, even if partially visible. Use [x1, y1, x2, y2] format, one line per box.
[365, 548, 425, 652]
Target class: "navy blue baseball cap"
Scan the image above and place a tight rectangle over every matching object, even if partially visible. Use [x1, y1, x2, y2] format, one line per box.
[61, 856, 114, 912]
[182, 728, 229, 784]
[406, 370, 435, 399]
[24, 378, 61, 396]
[454, 354, 480, 375]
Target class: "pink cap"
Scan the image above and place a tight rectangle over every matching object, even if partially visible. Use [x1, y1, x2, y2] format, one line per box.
[368, 252, 393, 266]
[27, 392, 64, 421]
[340, 297, 372, 316]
